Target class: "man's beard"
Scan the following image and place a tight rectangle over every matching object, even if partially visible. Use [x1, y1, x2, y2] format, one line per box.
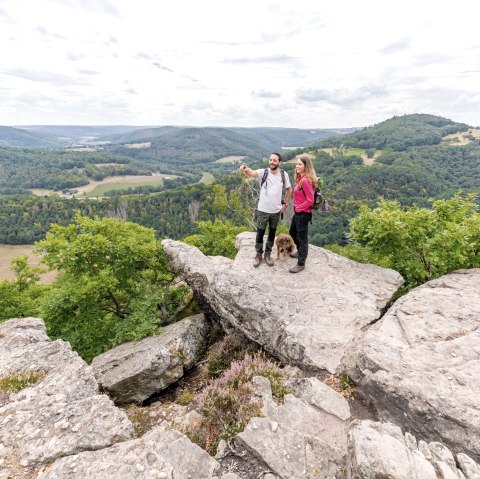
[269, 164, 279, 170]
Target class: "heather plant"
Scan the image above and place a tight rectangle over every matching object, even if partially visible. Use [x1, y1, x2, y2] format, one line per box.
[205, 333, 259, 379]
[189, 352, 289, 455]
[0, 370, 46, 393]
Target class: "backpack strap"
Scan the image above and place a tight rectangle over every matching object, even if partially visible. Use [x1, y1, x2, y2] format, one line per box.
[261, 168, 286, 188]
[260, 168, 269, 188]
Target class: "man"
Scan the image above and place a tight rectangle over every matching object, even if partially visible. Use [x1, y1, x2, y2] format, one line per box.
[240, 152, 292, 267]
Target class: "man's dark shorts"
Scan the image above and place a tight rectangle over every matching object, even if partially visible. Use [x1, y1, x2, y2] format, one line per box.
[254, 210, 280, 231]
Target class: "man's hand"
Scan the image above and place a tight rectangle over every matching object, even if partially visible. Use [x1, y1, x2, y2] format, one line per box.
[239, 163, 248, 174]
[280, 203, 287, 214]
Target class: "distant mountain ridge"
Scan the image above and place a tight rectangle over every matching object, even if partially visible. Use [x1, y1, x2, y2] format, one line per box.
[3, 124, 353, 150]
[0, 125, 63, 148]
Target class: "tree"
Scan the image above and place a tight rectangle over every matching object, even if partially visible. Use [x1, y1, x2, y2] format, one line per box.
[184, 220, 248, 258]
[347, 193, 480, 288]
[35, 213, 193, 362]
[0, 256, 48, 321]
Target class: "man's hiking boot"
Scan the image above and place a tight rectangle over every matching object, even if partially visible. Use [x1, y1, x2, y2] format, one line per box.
[264, 252, 274, 266]
[289, 264, 305, 273]
[289, 251, 298, 258]
[253, 254, 263, 268]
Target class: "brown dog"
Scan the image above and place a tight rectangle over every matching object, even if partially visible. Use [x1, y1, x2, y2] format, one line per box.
[276, 233, 296, 260]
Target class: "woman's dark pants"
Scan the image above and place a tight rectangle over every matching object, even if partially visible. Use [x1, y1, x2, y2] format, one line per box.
[289, 212, 312, 266]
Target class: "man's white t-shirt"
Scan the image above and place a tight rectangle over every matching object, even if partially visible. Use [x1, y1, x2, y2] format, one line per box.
[256, 168, 291, 214]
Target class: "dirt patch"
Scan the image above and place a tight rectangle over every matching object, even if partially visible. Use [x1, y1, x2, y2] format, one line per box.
[215, 155, 245, 164]
[123, 142, 151, 149]
[443, 128, 480, 146]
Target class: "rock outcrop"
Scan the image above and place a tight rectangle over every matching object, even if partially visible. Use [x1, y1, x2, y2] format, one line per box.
[348, 420, 480, 479]
[346, 269, 480, 463]
[162, 232, 403, 373]
[0, 317, 229, 479]
[230, 376, 351, 478]
[0, 317, 133, 473]
[91, 313, 209, 404]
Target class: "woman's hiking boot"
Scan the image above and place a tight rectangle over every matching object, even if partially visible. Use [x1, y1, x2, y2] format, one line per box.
[253, 254, 263, 268]
[289, 264, 305, 273]
[289, 250, 298, 258]
[264, 252, 274, 266]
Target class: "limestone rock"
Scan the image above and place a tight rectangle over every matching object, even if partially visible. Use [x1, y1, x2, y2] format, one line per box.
[457, 453, 480, 479]
[347, 420, 438, 478]
[347, 269, 480, 462]
[288, 376, 351, 421]
[37, 427, 220, 479]
[235, 376, 349, 478]
[347, 420, 479, 479]
[91, 314, 209, 404]
[162, 233, 403, 373]
[0, 317, 134, 470]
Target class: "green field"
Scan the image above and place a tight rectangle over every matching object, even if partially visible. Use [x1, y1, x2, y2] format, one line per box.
[87, 175, 177, 196]
[199, 172, 215, 185]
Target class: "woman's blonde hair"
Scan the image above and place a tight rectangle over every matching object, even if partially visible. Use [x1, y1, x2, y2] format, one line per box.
[295, 155, 318, 188]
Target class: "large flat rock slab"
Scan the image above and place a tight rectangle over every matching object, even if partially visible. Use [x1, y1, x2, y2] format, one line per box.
[347, 269, 480, 462]
[91, 314, 209, 404]
[37, 428, 221, 479]
[162, 232, 403, 373]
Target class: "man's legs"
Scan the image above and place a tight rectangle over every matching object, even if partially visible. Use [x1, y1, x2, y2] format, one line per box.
[255, 228, 266, 255]
[265, 213, 280, 254]
[254, 210, 269, 267]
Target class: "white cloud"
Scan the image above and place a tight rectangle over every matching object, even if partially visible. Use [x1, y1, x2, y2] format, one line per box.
[0, 0, 479, 127]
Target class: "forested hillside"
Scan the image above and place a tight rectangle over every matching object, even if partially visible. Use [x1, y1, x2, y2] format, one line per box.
[0, 126, 63, 148]
[0, 148, 153, 193]
[318, 114, 469, 151]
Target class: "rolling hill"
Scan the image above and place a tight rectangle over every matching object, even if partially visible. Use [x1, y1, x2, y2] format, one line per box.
[0, 126, 63, 148]
[317, 114, 469, 151]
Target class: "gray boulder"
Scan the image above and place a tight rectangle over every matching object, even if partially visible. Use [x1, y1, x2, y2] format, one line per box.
[0, 317, 133, 472]
[162, 233, 403, 373]
[37, 427, 220, 479]
[347, 269, 480, 462]
[91, 313, 209, 404]
[234, 375, 350, 478]
[347, 420, 480, 479]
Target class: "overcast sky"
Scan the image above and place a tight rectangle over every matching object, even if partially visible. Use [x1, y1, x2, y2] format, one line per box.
[1, 0, 479, 128]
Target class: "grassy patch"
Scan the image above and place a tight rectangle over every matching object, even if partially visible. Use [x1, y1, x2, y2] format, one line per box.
[0, 370, 46, 393]
[199, 172, 215, 185]
[89, 178, 166, 196]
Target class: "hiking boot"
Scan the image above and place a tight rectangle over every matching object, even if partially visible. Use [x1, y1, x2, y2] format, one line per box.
[264, 252, 274, 266]
[253, 254, 263, 268]
[289, 264, 305, 273]
[289, 250, 298, 258]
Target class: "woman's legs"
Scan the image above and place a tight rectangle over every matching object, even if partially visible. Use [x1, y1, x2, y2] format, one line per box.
[289, 212, 311, 267]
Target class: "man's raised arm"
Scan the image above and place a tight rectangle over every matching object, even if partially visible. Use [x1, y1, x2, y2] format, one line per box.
[239, 163, 258, 178]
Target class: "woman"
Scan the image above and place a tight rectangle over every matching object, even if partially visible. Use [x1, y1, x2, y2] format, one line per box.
[289, 155, 318, 273]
